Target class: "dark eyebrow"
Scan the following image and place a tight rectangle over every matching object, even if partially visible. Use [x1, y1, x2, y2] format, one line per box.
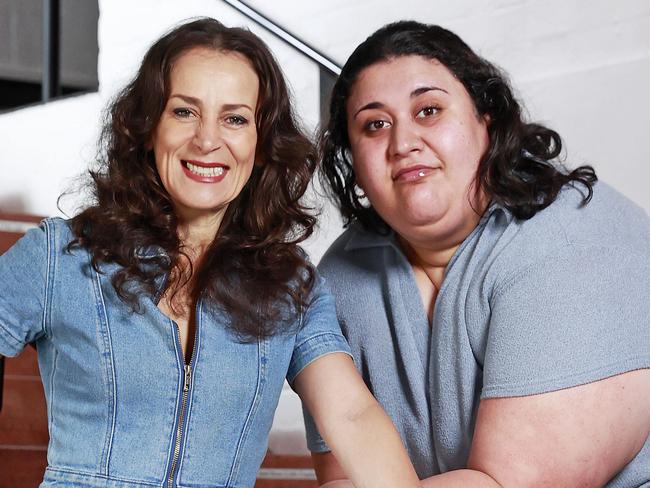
[354, 101, 384, 118]
[354, 86, 448, 118]
[411, 86, 448, 97]
[169, 94, 201, 105]
[169, 94, 254, 112]
[221, 103, 254, 112]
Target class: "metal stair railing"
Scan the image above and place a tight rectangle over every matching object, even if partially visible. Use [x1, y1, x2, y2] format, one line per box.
[221, 0, 342, 126]
[221, 0, 341, 76]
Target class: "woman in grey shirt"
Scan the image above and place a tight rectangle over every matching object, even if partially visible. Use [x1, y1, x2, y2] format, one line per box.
[305, 20, 650, 487]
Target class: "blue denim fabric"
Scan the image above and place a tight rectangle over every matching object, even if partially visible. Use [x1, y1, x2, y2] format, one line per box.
[0, 218, 350, 488]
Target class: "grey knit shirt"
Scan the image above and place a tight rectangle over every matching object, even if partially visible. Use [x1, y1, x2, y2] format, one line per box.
[304, 182, 650, 486]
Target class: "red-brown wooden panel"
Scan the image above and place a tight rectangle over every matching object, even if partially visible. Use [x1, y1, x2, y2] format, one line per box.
[0, 213, 42, 254]
[0, 448, 47, 488]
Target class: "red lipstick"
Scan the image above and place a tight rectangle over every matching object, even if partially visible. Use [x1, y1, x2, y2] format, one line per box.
[181, 160, 229, 183]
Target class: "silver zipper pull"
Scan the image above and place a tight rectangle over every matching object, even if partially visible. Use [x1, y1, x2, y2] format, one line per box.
[183, 364, 192, 392]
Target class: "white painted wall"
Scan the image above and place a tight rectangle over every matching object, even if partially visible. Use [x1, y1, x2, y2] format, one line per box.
[1, 0, 649, 455]
[249, 0, 650, 215]
[0, 93, 102, 216]
[2, 1, 649, 243]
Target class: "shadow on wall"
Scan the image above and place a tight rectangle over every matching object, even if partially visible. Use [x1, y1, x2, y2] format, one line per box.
[0, 195, 28, 214]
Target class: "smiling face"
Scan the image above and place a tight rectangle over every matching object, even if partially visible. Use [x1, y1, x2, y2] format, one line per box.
[152, 48, 259, 231]
[346, 55, 490, 252]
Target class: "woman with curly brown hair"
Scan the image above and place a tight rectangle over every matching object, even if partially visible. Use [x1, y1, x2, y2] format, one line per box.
[0, 18, 420, 488]
[305, 20, 650, 487]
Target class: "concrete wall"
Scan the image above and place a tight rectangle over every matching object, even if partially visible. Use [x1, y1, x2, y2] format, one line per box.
[1, 0, 649, 454]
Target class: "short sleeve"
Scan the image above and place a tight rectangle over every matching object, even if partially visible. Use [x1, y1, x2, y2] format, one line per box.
[286, 275, 352, 385]
[482, 245, 650, 399]
[0, 223, 49, 356]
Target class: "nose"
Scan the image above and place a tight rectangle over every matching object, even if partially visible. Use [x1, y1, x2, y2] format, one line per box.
[192, 119, 222, 153]
[388, 120, 423, 159]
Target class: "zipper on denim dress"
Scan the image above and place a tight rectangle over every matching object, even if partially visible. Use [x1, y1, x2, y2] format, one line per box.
[167, 363, 192, 486]
[166, 316, 198, 488]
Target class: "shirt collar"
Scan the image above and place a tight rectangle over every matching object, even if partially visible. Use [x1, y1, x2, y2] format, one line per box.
[343, 202, 512, 252]
[344, 224, 399, 252]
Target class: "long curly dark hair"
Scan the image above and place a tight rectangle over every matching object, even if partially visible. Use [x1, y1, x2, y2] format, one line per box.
[320, 20, 597, 233]
[69, 18, 316, 339]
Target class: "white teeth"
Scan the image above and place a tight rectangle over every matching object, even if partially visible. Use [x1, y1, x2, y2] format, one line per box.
[186, 162, 225, 177]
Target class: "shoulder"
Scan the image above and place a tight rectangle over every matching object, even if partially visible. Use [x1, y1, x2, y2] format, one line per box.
[483, 182, 650, 311]
[318, 223, 393, 281]
[40, 217, 79, 254]
[471, 181, 649, 305]
[499, 181, 648, 267]
[317, 228, 359, 299]
[478, 187, 650, 399]
[318, 225, 360, 269]
[42, 216, 75, 235]
[540, 181, 648, 240]
[318, 225, 392, 302]
[4, 217, 72, 254]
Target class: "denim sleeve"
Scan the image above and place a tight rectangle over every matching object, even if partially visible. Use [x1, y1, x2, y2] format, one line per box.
[0, 222, 49, 356]
[482, 245, 650, 399]
[286, 275, 352, 385]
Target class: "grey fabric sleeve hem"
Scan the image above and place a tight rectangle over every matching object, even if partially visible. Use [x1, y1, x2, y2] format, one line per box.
[303, 402, 331, 453]
[286, 332, 352, 385]
[481, 357, 650, 399]
[307, 435, 332, 454]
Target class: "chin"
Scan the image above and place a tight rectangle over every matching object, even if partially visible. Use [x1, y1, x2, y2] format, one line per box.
[399, 207, 447, 228]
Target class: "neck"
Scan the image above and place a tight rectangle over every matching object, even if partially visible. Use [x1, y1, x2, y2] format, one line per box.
[397, 194, 490, 286]
[398, 236, 459, 290]
[176, 210, 224, 259]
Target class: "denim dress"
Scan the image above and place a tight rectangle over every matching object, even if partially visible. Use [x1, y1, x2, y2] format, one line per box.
[0, 218, 350, 488]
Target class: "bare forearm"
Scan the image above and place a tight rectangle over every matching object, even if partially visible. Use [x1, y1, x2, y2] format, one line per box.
[297, 354, 421, 488]
[421, 470, 501, 487]
[317, 467, 501, 487]
[318, 481, 354, 488]
[322, 402, 421, 488]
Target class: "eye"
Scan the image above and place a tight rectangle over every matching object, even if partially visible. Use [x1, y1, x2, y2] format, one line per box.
[225, 114, 248, 126]
[415, 105, 440, 119]
[172, 107, 194, 118]
[364, 119, 392, 132]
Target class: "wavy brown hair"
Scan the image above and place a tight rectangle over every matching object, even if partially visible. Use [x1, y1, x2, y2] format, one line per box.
[320, 20, 597, 233]
[69, 18, 316, 340]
